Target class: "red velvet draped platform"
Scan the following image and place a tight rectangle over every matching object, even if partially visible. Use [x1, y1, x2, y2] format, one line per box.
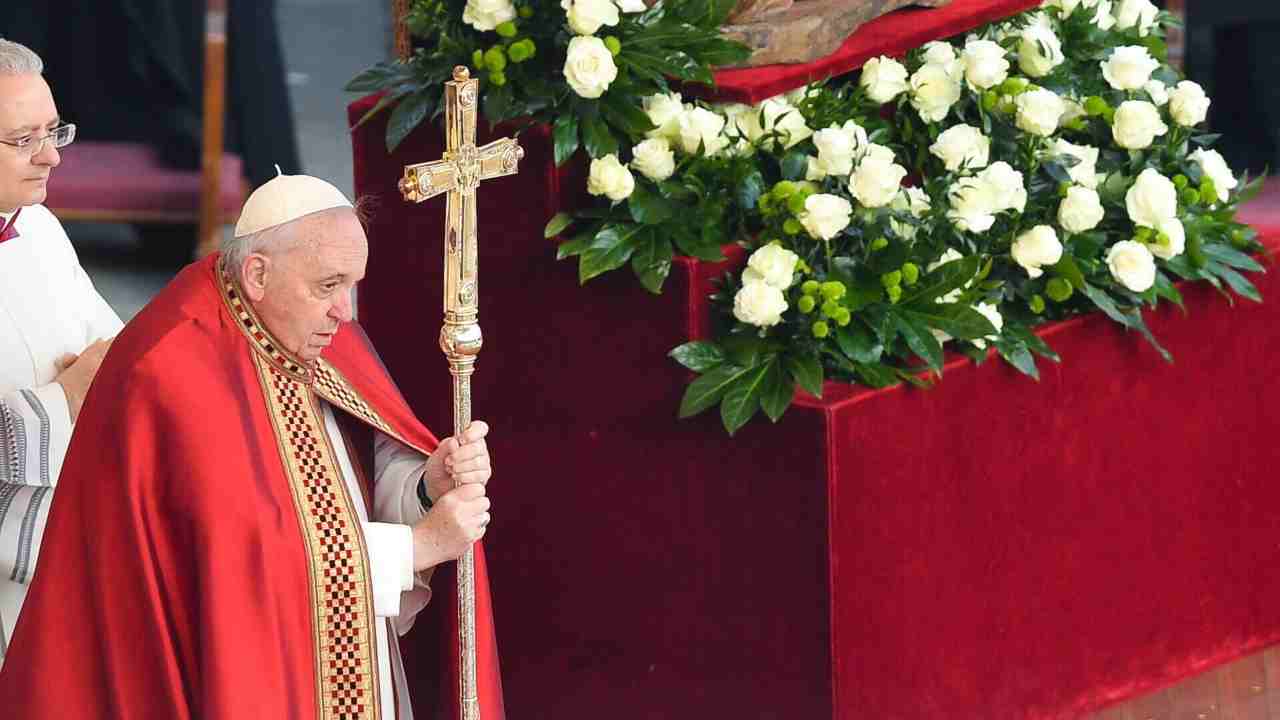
[350, 5, 1280, 717]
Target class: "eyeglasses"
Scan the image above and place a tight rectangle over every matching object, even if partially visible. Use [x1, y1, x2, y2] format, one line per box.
[0, 123, 76, 157]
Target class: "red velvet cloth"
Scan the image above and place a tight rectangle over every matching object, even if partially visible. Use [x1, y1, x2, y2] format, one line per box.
[0, 255, 504, 720]
[351, 92, 1280, 719]
[700, 0, 1041, 104]
[43, 141, 244, 216]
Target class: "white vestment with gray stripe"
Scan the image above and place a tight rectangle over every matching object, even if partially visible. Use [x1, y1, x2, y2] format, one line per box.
[0, 204, 122, 664]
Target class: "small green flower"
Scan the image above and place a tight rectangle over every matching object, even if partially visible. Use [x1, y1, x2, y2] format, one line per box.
[812, 321, 830, 339]
[772, 180, 797, 199]
[483, 46, 507, 72]
[880, 270, 902, 289]
[1046, 277, 1073, 302]
[508, 39, 536, 63]
[981, 91, 999, 112]
[797, 295, 817, 314]
[999, 77, 1030, 96]
[819, 281, 846, 301]
[801, 280, 820, 295]
[901, 262, 920, 286]
[870, 237, 889, 251]
[1058, 181, 1072, 198]
[886, 285, 902, 304]
[495, 21, 518, 38]
[1200, 179, 1218, 204]
[604, 36, 622, 56]
[834, 308, 852, 327]
[489, 70, 507, 86]
[1134, 226, 1154, 242]
[1173, 174, 1189, 190]
[1029, 294, 1046, 314]
[783, 218, 803, 235]
[472, 49, 485, 68]
[518, 6, 533, 18]
[820, 300, 841, 318]
[1180, 187, 1200, 206]
[786, 192, 808, 215]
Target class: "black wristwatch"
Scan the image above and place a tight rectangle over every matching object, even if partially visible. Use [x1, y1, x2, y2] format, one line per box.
[416, 475, 433, 511]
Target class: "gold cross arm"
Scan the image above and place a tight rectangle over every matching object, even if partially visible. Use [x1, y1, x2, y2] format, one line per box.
[400, 136, 523, 202]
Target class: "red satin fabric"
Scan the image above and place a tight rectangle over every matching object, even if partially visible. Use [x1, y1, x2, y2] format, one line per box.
[351, 93, 1280, 719]
[0, 255, 503, 720]
[0, 208, 20, 243]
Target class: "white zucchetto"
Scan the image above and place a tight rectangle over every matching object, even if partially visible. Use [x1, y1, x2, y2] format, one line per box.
[234, 168, 353, 238]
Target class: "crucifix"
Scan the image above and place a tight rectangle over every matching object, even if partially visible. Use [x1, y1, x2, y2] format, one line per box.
[398, 65, 523, 720]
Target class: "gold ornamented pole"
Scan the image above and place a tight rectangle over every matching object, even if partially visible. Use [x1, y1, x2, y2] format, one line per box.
[398, 66, 523, 720]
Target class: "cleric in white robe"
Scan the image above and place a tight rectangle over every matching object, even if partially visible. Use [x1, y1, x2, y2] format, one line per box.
[0, 39, 122, 661]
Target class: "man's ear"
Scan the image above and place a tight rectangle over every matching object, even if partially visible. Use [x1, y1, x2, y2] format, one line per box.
[241, 254, 271, 303]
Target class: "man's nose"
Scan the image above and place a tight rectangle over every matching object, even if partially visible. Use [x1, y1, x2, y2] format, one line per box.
[33, 141, 60, 168]
[331, 290, 354, 323]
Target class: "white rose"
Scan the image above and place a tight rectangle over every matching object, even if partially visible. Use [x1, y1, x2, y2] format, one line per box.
[1049, 138, 1100, 188]
[1106, 240, 1156, 292]
[930, 247, 966, 272]
[1060, 97, 1088, 126]
[972, 302, 1004, 349]
[1091, 0, 1116, 30]
[1018, 17, 1064, 78]
[1113, 0, 1158, 36]
[1112, 100, 1167, 150]
[922, 41, 960, 77]
[811, 120, 868, 177]
[960, 39, 1010, 90]
[947, 176, 1000, 233]
[1125, 167, 1177, 228]
[743, 244, 801, 290]
[1058, 186, 1105, 233]
[616, 0, 647, 11]
[586, 154, 635, 201]
[735, 98, 812, 149]
[860, 56, 910, 103]
[733, 281, 789, 328]
[562, 0, 620, 35]
[643, 93, 684, 140]
[800, 193, 853, 240]
[980, 161, 1028, 212]
[1168, 80, 1210, 127]
[910, 63, 962, 122]
[563, 36, 618, 99]
[463, 0, 516, 31]
[1015, 88, 1065, 137]
[1011, 224, 1064, 278]
[1146, 217, 1185, 260]
[1189, 148, 1238, 203]
[630, 138, 675, 182]
[677, 106, 729, 156]
[1144, 80, 1169, 106]
[1101, 46, 1160, 91]
[890, 187, 932, 240]
[929, 124, 990, 172]
[849, 154, 908, 209]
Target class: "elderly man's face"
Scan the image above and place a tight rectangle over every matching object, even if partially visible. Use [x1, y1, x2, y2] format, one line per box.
[249, 209, 368, 362]
[0, 73, 61, 213]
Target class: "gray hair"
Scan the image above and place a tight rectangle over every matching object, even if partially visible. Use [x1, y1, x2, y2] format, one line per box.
[219, 222, 300, 277]
[0, 39, 44, 76]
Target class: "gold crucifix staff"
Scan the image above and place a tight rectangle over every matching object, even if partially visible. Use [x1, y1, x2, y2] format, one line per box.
[398, 66, 523, 720]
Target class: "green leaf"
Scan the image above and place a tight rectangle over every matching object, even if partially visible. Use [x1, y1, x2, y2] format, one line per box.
[628, 184, 676, 225]
[618, 47, 713, 85]
[346, 62, 414, 92]
[736, 170, 766, 211]
[1122, 308, 1173, 362]
[852, 362, 901, 388]
[581, 114, 619, 159]
[631, 234, 674, 294]
[759, 360, 793, 423]
[1210, 262, 1263, 302]
[351, 90, 407, 130]
[900, 255, 980, 306]
[721, 363, 770, 435]
[780, 150, 808, 181]
[544, 212, 574, 239]
[669, 341, 726, 372]
[892, 311, 944, 372]
[600, 95, 657, 137]
[784, 353, 824, 398]
[580, 225, 642, 283]
[1153, 271, 1185, 309]
[998, 344, 1040, 381]
[1079, 283, 1130, 325]
[835, 323, 883, 364]
[1051, 254, 1088, 290]
[553, 114, 580, 167]
[1201, 244, 1265, 273]
[385, 89, 434, 153]
[556, 225, 599, 260]
[1042, 161, 1073, 185]
[678, 364, 751, 419]
[672, 225, 725, 261]
[900, 306, 996, 341]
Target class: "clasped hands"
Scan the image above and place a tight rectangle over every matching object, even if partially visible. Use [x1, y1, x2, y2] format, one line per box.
[411, 421, 493, 571]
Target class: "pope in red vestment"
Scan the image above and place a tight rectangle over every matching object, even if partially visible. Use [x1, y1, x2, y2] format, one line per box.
[0, 175, 503, 720]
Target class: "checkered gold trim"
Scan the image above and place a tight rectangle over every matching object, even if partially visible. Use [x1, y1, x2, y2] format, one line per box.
[313, 361, 400, 440]
[253, 352, 381, 720]
[218, 265, 312, 383]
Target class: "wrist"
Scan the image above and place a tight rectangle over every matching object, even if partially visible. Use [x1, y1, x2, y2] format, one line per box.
[411, 521, 444, 573]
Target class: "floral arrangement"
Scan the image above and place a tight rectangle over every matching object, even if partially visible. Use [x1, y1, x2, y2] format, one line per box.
[352, 0, 1267, 435]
